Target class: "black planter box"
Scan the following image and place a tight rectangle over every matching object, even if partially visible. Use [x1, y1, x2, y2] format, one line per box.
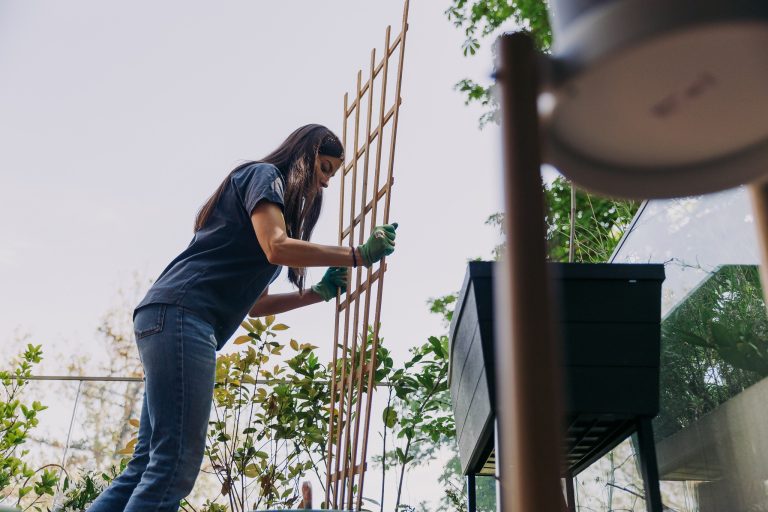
[448, 261, 665, 476]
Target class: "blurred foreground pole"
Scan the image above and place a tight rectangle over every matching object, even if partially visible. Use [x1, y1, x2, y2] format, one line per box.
[494, 32, 566, 512]
[749, 182, 768, 308]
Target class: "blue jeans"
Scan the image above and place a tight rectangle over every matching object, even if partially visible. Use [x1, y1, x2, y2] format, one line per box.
[87, 304, 217, 512]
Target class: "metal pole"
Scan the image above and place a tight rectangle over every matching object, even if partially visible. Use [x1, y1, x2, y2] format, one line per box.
[565, 473, 576, 512]
[636, 418, 663, 512]
[60, 380, 83, 470]
[495, 32, 566, 512]
[54, 379, 83, 501]
[20, 375, 143, 382]
[467, 474, 477, 512]
[14, 375, 391, 386]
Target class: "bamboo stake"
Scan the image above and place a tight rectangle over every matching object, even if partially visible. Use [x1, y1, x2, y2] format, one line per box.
[330, 70, 363, 509]
[337, 69, 366, 510]
[357, 1, 409, 508]
[325, 92, 350, 504]
[348, 27, 393, 503]
[345, 47, 379, 507]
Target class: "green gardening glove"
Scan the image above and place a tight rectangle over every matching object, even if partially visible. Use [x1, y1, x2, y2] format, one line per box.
[359, 222, 398, 267]
[311, 267, 349, 302]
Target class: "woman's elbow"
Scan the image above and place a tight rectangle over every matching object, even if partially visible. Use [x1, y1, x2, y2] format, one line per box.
[264, 240, 285, 265]
[264, 246, 278, 265]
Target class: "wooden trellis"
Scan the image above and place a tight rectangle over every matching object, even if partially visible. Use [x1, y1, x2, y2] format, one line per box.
[324, 1, 409, 510]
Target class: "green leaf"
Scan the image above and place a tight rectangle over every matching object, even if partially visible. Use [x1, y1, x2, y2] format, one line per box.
[243, 464, 260, 478]
[382, 406, 398, 428]
[234, 335, 251, 345]
[249, 318, 265, 332]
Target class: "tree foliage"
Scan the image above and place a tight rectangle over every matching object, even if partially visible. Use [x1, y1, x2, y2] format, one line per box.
[445, 0, 551, 128]
[445, 0, 551, 56]
[656, 265, 768, 439]
[204, 316, 332, 511]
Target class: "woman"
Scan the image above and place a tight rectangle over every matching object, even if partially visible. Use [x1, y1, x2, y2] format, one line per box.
[87, 124, 398, 512]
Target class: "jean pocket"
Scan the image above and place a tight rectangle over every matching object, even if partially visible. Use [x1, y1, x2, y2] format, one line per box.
[134, 304, 167, 339]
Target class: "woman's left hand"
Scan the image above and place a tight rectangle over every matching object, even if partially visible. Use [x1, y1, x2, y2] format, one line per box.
[311, 267, 349, 301]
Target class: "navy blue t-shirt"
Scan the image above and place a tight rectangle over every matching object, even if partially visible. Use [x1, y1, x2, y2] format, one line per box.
[136, 162, 284, 348]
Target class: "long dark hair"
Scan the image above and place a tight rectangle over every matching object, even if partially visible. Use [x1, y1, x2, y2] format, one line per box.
[195, 124, 344, 291]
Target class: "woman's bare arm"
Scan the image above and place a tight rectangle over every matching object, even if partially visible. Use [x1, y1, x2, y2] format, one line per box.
[248, 286, 325, 317]
[251, 201, 362, 267]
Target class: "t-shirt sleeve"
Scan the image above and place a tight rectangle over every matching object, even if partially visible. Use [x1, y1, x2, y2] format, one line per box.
[269, 266, 282, 284]
[238, 163, 285, 214]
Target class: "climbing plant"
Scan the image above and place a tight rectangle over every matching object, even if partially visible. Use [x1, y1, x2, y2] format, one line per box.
[485, 177, 639, 264]
[0, 344, 60, 512]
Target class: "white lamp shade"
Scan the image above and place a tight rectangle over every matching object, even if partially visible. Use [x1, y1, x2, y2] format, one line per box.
[542, 0, 768, 198]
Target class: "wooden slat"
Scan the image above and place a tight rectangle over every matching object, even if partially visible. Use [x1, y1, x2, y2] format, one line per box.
[347, 24, 394, 505]
[332, 462, 367, 481]
[325, 91, 350, 502]
[345, 27, 408, 116]
[343, 45, 379, 507]
[355, 2, 409, 509]
[336, 264, 387, 312]
[341, 180, 393, 239]
[330, 69, 363, 510]
[343, 100, 400, 176]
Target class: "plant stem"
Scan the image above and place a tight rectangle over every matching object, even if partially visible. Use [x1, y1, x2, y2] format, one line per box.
[394, 435, 412, 511]
[569, 182, 576, 262]
[380, 387, 393, 512]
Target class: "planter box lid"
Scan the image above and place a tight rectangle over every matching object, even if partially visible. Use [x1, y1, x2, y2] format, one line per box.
[454, 261, 665, 281]
[449, 261, 665, 341]
[449, 261, 665, 383]
[551, 263, 665, 281]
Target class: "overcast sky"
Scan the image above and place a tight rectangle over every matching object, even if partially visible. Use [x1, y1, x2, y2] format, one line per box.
[1, 0, 506, 369]
[1, 1, 509, 506]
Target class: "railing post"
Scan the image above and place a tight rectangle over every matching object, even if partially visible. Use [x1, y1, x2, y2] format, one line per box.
[467, 474, 477, 512]
[54, 379, 84, 502]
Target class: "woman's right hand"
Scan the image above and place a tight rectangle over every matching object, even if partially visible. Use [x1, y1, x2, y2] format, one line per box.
[359, 223, 398, 267]
[311, 267, 349, 301]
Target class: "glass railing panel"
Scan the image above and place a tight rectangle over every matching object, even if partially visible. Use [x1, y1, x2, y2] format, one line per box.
[589, 187, 768, 511]
[62, 379, 144, 476]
